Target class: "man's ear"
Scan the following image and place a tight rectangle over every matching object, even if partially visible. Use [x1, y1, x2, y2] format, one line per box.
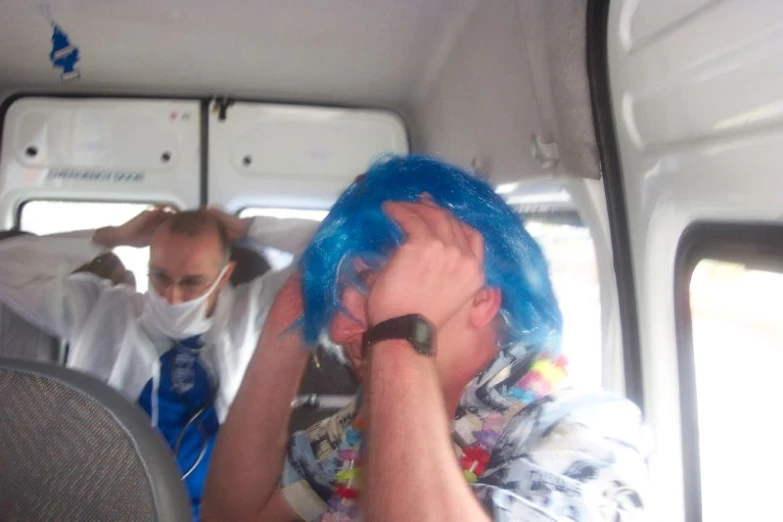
[342, 340, 366, 382]
[330, 305, 368, 363]
[469, 287, 502, 330]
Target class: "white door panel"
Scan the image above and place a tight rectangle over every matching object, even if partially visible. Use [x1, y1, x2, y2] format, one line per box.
[609, 1, 783, 521]
[0, 97, 201, 226]
[208, 102, 408, 211]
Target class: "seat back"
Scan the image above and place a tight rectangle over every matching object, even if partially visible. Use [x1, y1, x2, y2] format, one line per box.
[230, 246, 272, 286]
[0, 304, 63, 362]
[0, 358, 191, 522]
[290, 352, 358, 432]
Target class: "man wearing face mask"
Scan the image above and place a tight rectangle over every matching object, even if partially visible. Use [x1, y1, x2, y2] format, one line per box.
[0, 207, 317, 520]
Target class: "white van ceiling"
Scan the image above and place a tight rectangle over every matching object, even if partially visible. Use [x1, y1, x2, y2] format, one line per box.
[0, 0, 598, 181]
[0, 0, 474, 104]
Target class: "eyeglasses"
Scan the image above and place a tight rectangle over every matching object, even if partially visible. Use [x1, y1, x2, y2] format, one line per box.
[148, 268, 223, 301]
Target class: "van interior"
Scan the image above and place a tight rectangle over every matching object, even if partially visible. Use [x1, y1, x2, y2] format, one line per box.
[0, 1, 780, 521]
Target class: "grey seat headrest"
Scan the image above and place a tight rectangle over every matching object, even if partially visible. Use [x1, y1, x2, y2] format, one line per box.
[0, 357, 191, 522]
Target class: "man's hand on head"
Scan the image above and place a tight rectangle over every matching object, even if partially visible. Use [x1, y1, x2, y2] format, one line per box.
[206, 207, 251, 243]
[93, 207, 172, 249]
[363, 201, 493, 522]
[367, 198, 485, 328]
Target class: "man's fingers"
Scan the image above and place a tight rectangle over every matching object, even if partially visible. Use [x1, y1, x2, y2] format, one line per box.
[404, 200, 458, 244]
[412, 197, 478, 255]
[205, 206, 228, 219]
[383, 202, 432, 240]
[463, 223, 485, 264]
[146, 205, 174, 215]
[150, 209, 171, 225]
[398, 199, 466, 245]
[387, 201, 481, 262]
[448, 217, 471, 253]
[146, 208, 169, 220]
[205, 207, 227, 227]
[141, 210, 170, 235]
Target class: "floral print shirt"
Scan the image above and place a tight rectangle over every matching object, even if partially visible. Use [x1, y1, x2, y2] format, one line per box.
[280, 351, 648, 521]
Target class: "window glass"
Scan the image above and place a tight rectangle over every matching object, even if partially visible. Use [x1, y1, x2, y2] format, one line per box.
[19, 201, 166, 293]
[689, 258, 783, 522]
[524, 217, 602, 390]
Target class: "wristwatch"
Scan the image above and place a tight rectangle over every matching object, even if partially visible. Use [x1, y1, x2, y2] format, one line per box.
[362, 314, 436, 357]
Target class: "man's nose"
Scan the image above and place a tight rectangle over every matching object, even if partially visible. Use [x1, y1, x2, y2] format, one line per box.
[163, 284, 184, 305]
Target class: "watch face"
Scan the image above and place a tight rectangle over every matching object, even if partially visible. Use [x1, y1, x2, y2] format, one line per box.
[410, 317, 434, 355]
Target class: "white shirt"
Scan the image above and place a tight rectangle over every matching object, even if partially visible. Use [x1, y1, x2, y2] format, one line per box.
[0, 216, 318, 422]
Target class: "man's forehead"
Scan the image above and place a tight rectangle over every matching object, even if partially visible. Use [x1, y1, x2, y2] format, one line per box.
[150, 231, 224, 275]
[152, 225, 222, 251]
[148, 262, 213, 277]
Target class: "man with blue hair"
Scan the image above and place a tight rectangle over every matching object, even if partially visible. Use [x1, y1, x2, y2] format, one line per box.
[203, 155, 647, 521]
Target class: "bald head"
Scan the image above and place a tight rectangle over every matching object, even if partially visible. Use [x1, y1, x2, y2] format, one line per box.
[156, 210, 231, 263]
[148, 210, 235, 306]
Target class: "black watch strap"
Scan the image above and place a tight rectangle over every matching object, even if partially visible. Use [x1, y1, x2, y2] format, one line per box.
[362, 314, 436, 357]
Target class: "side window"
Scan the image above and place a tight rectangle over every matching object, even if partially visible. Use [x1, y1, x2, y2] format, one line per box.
[685, 253, 783, 521]
[520, 211, 602, 390]
[238, 207, 327, 269]
[19, 201, 169, 293]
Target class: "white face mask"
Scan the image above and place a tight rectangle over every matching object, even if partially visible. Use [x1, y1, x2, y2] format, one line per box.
[144, 265, 229, 340]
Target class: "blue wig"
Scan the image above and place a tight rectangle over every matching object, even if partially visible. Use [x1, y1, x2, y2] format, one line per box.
[298, 155, 562, 352]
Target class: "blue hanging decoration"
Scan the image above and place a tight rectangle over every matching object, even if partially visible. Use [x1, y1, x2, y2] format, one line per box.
[41, 4, 81, 82]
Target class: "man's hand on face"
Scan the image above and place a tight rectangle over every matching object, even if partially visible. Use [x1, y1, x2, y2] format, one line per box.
[367, 198, 486, 329]
[206, 207, 251, 243]
[94, 208, 172, 248]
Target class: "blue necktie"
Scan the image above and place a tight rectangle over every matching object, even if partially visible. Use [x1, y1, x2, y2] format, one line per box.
[137, 336, 219, 521]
